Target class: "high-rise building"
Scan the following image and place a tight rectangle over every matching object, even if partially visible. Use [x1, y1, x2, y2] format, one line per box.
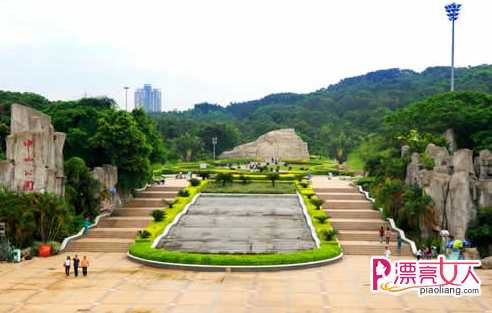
[134, 84, 162, 113]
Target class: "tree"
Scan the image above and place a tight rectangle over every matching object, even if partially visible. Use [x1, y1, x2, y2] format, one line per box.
[173, 133, 203, 161]
[90, 110, 152, 191]
[268, 172, 280, 187]
[467, 207, 492, 257]
[198, 122, 240, 157]
[132, 108, 166, 163]
[215, 172, 233, 186]
[64, 157, 101, 218]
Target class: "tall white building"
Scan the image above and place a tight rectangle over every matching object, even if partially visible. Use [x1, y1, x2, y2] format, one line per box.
[134, 84, 162, 112]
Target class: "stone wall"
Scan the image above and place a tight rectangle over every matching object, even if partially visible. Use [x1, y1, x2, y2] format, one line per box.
[0, 104, 65, 196]
[92, 165, 118, 191]
[220, 128, 309, 161]
[405, 141, 492, 239]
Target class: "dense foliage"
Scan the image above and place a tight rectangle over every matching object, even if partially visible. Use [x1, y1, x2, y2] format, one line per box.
[467, 208, 492, 257]
[0, 94, 163, 191]
[0, 190, 75, 248]
[151, 65, 492, 161]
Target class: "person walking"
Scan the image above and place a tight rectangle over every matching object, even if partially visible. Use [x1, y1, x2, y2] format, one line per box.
[83, 217, 91, 237]
[73, 255, 80, 277]
[416, 248, 422, 260]
[378, 226, 385, 244]
[64, 256, 71, 277]
[384, 246, 391, 259]
[81, 256, 89, 277]
[396, 233, 402, 256]
[385, 227, 392, 245]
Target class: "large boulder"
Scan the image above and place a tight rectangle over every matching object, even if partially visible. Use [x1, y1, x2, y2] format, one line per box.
[452, 149, 475, 174]
[476, 149, 492, 180]
[444, 128, 457, 153]
[425, 143, 450, 171]
[405, 152, 421, 185]
[446, 171, 477, 239]
[220, 129, 309, 161]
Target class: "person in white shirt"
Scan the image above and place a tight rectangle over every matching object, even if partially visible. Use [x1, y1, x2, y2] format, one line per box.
[64, 256, 71, 277]
[384, 246, 391, 259]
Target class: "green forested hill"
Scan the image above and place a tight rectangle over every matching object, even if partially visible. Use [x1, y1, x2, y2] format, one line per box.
[153, 65, 492, 160]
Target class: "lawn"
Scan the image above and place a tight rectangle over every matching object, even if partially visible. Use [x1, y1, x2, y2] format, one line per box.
[202, 181, 296, 194]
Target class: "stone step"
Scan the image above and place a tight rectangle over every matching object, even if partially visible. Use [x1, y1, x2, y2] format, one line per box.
[340, 241, 413, 256]
[326, 209, 381, 219]
[65, 238, 134, 253]
[337, 230, 397, 241]
[317, 193, 366, 201]
[87, 227, 140, 239]
[137, 191, 178, 199]
[112, 207, 161, 217]
[127, 198, 171, 208]
[147, 185, 184, 192]
[331, 218, 388, 231]
[313, 187, 357, 194]
[323, 200, 373, 210]
[98, 217, 152, 228]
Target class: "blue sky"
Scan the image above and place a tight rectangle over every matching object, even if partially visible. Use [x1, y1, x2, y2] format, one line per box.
[0, 0, 491, 111]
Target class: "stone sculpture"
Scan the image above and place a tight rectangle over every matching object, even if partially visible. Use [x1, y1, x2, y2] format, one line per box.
[405, 138, 492, 239]
[220, 128, 309, 161]
[0, 104, 65, 196]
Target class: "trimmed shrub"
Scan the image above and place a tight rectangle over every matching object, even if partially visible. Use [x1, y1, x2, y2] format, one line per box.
[151, 210, 165, 222]
[314, 215, 328, 224]
[310, 197, 324, 210]
[190, 178, 201, 187]
[215, 172, 233, 186]
[178, 189, 190, 197]
[321, 229, 338, 241]
[138, 230, 151, 239]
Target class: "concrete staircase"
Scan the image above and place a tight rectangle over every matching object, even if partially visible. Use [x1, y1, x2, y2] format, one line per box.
[65, 179, 188, 253]
[311, 176, 413, 256]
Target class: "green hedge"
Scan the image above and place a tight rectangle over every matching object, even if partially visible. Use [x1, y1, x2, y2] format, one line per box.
[128, 178, 342, 266]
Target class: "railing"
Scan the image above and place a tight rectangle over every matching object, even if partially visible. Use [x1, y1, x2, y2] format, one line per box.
[357, 185, 418, 256]
[59, 212, 111, 252]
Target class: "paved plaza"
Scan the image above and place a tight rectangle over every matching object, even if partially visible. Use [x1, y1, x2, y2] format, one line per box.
[158, 194, 315, 253]
[0, 253, 490, 313]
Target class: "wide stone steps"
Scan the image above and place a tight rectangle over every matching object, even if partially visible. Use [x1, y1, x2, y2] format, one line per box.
[127, 198, 170, 208]
[65, 238, 134, 253]
[326, 209, 381, 219]
[331, 218, 388, 231]
[317, 193, 366, 201]
[87, 227, 140, 239]
[323, 200, 373, 210]
[337, 230, 397, 241]
[147, 185, 183, 192]
[97, 216, 153, 228]
[313, 187, 356, 194]
[340, 241, 413, 256]
[112, 207, 159, 217]
[137, 191, 178, 199]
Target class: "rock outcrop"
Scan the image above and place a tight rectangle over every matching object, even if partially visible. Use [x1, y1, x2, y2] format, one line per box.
[220, 129, 309, 161]
[405, 140, 492, 239]
[0, 104, 65, 196]
[92, 165, 118, 191]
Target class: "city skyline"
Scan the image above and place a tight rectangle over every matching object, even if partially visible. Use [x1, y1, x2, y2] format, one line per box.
[134, 84, 162, 113]
[1, 0, 492, 111]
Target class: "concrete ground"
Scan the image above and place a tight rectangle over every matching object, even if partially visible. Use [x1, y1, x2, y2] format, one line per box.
[158, 194, 315, 253]
[0, 253, 490, 313]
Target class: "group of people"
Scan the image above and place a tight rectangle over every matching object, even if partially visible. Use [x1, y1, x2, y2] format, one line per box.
[64, 255, 89, 277]
[378, 225, 402, 258]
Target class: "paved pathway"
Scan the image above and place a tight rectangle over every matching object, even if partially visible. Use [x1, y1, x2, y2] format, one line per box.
[0, 253, 490, 313]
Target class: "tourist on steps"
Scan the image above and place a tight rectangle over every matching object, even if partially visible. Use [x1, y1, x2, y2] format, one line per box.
[73, 255, 80, 277]
[384, 246, 391, 259]
[81, 256, 89, 277]
[385, 227, 391, 245]
[378, 226, 385, 243]
[64, 256, 71, 277]
[83, 217, 91, 237]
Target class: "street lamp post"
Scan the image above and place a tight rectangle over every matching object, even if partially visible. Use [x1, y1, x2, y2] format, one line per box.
[445, 3, 462, 92]
[212, 137, 218, 160]
[123, 86, 130, 111]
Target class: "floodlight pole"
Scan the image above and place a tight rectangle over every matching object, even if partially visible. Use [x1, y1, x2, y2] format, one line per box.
[451, 18, 455, 92]
[212, 137, 218, 160]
